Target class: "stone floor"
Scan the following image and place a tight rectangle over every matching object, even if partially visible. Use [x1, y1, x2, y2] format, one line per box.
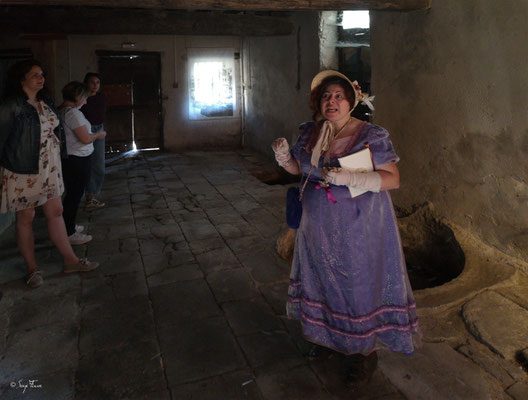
[0, 150, 527, 399]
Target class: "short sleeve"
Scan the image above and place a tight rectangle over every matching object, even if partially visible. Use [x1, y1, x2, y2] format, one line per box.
[363, 125, 400, 167]
[64, 108, 87, 130]
[291, 122, 314, 160]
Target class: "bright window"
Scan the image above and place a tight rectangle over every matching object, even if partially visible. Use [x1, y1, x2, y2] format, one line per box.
[342, 11, 370, 29]
[188, 49, 236, 120]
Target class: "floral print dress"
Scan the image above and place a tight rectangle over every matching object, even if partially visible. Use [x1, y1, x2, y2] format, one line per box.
[0, 102, 64, 213]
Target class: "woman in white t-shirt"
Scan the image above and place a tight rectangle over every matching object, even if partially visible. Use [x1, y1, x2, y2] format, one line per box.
[59, 81, 107, 245]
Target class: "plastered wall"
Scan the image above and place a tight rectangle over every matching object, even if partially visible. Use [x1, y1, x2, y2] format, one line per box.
[243, 12, 320, 155]
[370, 1, 528, 262]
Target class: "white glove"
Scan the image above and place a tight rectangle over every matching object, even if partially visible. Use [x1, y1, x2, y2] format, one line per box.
[323, 167, 381, 192]
[271, 138, 292, 167]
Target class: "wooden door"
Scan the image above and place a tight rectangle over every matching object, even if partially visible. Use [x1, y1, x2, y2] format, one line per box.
[97, 51, 162, 152]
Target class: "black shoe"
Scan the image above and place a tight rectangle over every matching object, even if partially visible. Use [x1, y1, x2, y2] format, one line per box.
[344, 352, 378, 388]
[307, 344, 330, 360]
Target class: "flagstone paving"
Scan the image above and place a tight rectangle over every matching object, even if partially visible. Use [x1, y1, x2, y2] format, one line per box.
[0, 150, 526, 399]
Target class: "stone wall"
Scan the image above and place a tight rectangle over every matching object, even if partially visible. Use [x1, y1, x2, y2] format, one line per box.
[370, 1, 528, 262]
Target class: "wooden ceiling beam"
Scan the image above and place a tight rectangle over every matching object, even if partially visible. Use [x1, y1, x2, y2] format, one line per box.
[0, 0, 431, 11]
[0, 7, 294, 36]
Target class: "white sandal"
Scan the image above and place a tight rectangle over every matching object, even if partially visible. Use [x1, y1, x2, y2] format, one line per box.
[26, 270, 43, 288]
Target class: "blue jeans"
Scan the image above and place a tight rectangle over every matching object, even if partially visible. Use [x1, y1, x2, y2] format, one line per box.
[86, 124, 105, 196]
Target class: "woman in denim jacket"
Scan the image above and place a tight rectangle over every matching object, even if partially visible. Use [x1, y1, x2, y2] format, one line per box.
[0, 59, 99, 288]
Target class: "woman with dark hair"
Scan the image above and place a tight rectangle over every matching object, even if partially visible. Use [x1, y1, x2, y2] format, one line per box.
[272, 70, 420, 386]
[80, 72, 107, 209]
[59, 81, 106, 244]
[0, 60, 99, 288]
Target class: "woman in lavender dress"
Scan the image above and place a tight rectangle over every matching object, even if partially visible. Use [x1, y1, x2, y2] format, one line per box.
[272, 70, 420, 386]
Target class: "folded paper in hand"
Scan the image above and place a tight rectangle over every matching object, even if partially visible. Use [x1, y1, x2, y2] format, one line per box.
[338, 147, 374, 198]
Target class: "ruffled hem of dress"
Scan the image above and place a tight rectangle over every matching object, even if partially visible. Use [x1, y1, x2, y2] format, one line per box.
[0, 192, 64, 213]
[297, 328, 422, 356]
[286, 298, 422, 356]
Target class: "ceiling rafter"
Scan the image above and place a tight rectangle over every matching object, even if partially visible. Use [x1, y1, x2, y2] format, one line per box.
[0, 6, 294, 36]
[0, 0, 432, 11]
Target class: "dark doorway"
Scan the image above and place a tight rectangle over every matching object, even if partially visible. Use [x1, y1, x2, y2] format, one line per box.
[97, 51, 162, 152]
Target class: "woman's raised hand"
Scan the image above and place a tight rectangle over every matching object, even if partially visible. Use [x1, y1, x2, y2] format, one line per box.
[271, 138, 292, 167]
[272, 137, 289, 154]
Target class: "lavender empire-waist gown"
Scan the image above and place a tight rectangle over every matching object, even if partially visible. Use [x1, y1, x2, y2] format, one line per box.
[286, 121, 420, 355]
